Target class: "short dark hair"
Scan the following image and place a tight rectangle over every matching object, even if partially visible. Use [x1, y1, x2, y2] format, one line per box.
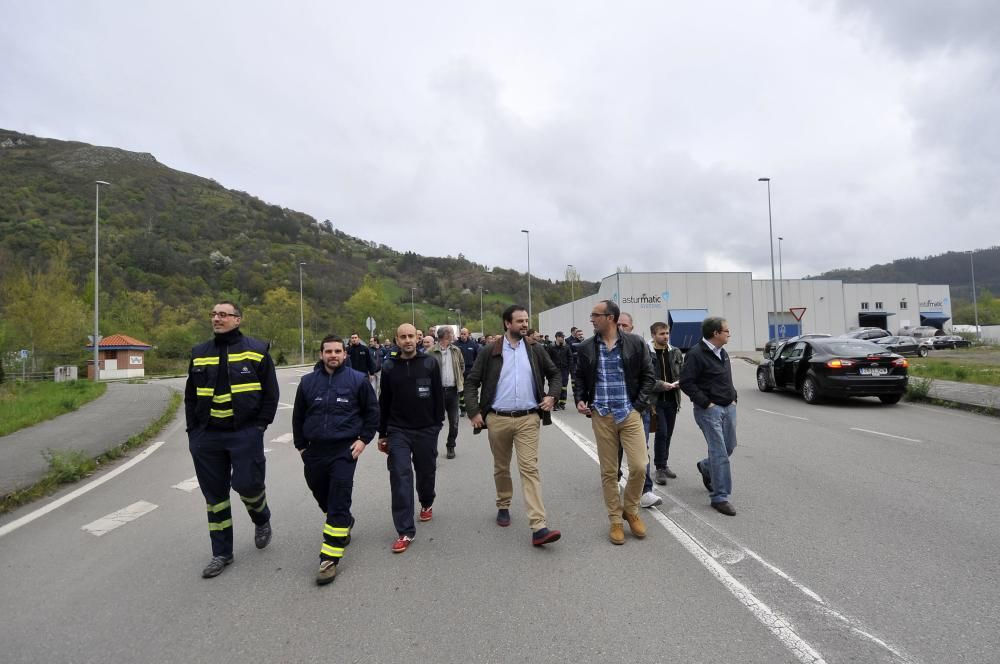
[319, 334, 345, 352]
[502, 304, 528, 324]
[599, 299, 620, 323]
[215, 300, 242, 318]
[555, 331, 564, 338]
[702, 317, 726, 340]
[650, 321, 668, 334]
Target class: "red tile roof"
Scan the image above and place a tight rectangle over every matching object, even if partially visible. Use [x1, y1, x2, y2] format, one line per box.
[96, 334, 152, 348]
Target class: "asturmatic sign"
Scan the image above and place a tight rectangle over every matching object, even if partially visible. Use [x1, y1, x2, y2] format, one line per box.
[618, 292, 670, 309]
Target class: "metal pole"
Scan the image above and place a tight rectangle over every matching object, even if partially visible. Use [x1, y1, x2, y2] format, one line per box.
[759, 178, 778, 340]
[521, 229, 531, 323]
[479, 287, 484, 337]
[298, 262, 306, 364]
[778, 237, 784, 332]
[411, 288, 416, 325]
[970, 251, 980, 342]
[568, 265, 575, 330]
[93, 181, 109, 381]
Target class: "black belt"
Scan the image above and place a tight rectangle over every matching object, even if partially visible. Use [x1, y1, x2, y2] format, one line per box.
[491, 409, 538, 417]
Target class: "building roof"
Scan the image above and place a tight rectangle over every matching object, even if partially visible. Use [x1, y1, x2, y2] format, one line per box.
[85, 333, 153, 350]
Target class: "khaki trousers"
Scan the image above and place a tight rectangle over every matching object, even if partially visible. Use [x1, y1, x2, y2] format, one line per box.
[486, 413, 547, 530]
[592, 410, 647, 524]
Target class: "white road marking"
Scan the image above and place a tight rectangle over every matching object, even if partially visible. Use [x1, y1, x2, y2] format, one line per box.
[270, 433, 293, 444]
[264, 447, 272, 454]
[755, 408, 809, 421]
[850, 427, 922, 443]
[553, 417, 919, 664]
[81, 500, 158, 537]
[172, 476, 200, 493]
[277, 402, 293, 410]
[0, 441, 166, 539]
[552, 419, 826, 664]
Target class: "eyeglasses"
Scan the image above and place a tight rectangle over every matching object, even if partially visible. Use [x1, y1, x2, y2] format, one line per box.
[589, 312, 611, 319]
[210, 312, 240, 319]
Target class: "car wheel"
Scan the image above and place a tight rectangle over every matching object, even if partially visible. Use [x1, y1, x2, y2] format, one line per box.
[879, 394, 902, 405]
[801, 374, 821, 404]
[918, 347, 928, 357]
[757, 369, 773, 392]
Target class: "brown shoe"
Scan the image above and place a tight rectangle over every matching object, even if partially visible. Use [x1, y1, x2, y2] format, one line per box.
[608, 522, 625, 545]
[623, 511, 647, 538]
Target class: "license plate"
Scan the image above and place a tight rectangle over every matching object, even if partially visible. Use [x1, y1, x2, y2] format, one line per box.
[859, 367, 888, 376]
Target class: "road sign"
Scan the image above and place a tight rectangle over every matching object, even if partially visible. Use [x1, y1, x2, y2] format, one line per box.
[19, 349, 29, 359]
[789, 307, 807, 322]
[366, 316, 376, 334]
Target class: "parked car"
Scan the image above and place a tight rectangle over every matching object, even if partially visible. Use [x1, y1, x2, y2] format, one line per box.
[839, 327, 891, 341]
[927, 335, 971, 349]
[763, 333, 832, 359]
[870, 335, 929, 357]
[757, 338, 908, 404]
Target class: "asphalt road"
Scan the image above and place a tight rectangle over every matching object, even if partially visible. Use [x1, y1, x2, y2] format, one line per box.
[1, 363, 997, 664]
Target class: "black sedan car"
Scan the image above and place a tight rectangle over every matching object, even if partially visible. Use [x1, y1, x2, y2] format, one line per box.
[870, 335, 929, 357]
[928, 335, 971, 349]
[757, 338, 908, 404]
[763, 333, 831, 359]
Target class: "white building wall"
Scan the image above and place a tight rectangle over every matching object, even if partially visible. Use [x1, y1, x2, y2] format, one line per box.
[917, 285, 954, 331]
[752, 279, 847, 345]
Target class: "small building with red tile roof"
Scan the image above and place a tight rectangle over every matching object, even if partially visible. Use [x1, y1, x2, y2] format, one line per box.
[85, 334, 153, 380]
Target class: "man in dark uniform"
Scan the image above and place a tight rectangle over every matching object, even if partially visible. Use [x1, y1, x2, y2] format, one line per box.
[545, 331, 572, 410]
[185, 301, 278, 578]
[293, 335, 379, 585]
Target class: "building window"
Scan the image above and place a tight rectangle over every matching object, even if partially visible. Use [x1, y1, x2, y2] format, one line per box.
[860, 302, 869, 311]
[900, 300, 908, 309]
[105, 350, 117, 360]
[875, 301, 883, 310]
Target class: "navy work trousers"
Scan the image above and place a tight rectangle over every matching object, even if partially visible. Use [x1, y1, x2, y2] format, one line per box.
[302, 442, 358, 563]
[189, 426, 270, 557]
[387, 425, 441, 537]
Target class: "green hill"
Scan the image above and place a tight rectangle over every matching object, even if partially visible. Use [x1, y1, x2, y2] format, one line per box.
[0, 129, 596, 373]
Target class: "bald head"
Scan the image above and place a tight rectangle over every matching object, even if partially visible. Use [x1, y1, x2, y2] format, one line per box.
[396, 323, 418, 358]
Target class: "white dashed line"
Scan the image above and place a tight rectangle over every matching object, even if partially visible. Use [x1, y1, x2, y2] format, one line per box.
[277, 402, 293, 410]
[755, 408, 809, 421]
[0, 441, 166, 539]
[172, 476, 200, 493]
[850, 428, 922, 443]
[551, 418, 826, 664]
[82, 500, 158, 537]
[270, 433, 293, 444]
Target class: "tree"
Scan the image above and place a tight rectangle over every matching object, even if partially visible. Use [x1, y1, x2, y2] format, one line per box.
[243, 287, 309, 358]
[0, 243, 89, 369]
[344, 276, 406, 339]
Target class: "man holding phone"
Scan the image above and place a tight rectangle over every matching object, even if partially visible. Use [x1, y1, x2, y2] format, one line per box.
[649, 322, 683, 485]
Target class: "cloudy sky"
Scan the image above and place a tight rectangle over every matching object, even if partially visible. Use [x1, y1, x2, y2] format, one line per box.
[3, 1, 997, 283]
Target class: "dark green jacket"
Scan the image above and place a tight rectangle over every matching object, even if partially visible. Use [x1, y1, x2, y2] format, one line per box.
[463, 336, 560, 425]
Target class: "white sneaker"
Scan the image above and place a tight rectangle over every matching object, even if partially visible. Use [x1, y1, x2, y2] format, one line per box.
[640, 491, 662, 508]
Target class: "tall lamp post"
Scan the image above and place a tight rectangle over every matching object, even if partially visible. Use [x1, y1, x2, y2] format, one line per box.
[521, 229, 531, 323]
[568, 264, 576, 329]
[758, 177, 778, 339]
[410, 287, 416, 324]
[479, 286, 485, 337]
[970, 251, 981, 342]
[298, 262, 306, 364]
[93, 180, 110, 381]
[777, 237, 785, 331]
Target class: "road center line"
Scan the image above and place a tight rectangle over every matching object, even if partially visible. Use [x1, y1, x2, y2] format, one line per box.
[82, 500, 158, 536]
[551, 418, 827, 664]
[0, 441, 166, 539]
[172, 476, 200, 493]
[850, 427, 922, 443]
[755, 408, 809, 421]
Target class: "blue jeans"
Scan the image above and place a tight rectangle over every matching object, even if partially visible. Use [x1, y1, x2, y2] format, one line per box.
[692, 403, 737, 503]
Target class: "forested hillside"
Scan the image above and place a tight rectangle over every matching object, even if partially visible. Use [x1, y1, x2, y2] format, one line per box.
[0, 129, 595, 373]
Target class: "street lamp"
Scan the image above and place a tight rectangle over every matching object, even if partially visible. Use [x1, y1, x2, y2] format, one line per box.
[568, 264, 576, 329]
[298, 262, 306, 364]
[93, 180, 110, 381]
[758, 177, 778, 340]
[970, 251, 981, 342]
[410, 287, 416, 324]
[479, 286, 486, 337]
[777, 237, 784, 331]
[521, 229, 531, 323]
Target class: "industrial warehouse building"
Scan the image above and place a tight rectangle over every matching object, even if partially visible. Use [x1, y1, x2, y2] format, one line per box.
[538, 272, 953, 353]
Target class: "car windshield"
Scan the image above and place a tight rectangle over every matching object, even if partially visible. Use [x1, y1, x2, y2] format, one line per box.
[821, 340, 888, 357]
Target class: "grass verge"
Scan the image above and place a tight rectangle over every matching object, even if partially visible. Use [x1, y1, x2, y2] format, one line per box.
[0, 380, 108, 437]
[0, 391, 182, 515]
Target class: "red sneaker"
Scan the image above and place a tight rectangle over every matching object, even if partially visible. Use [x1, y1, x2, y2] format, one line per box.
[391, 535, 413, 553]
[419, 506, 433, 522]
